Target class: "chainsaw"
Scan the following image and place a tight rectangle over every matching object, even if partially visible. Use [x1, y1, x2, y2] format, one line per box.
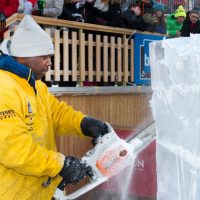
[52, 122, 156, 200]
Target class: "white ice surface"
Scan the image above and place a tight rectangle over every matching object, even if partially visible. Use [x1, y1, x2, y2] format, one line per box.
[150, 35, 200, 200]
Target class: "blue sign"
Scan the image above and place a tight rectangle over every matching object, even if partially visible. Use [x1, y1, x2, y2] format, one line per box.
[134, 33, 164, 85]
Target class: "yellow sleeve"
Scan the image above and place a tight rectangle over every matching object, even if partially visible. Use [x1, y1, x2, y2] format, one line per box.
[50, 94, 86, 136]
[0, 96, 64, 178]
[38, 82, 86, 137]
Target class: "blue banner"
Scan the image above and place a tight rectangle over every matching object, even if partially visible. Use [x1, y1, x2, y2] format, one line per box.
[134, 33, 164, 85]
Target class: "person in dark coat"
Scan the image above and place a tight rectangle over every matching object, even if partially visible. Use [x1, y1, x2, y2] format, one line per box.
[85, 0, 109, 25]
[59, 0, 88, 22]
[121, 3, 146, 30]
[86, 0, 124, 27]
[106, 0, 124, 27]
[135, 0, 154, 16]
[181, 7, 200, 37]
[134, 0, 157, 32]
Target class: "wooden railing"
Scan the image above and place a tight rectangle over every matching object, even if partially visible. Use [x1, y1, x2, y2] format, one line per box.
[4, 14, 135, 86]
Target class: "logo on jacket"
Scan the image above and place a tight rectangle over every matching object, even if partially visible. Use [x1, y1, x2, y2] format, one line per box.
[25, 99, 34, 131]
[28, 100, 32, 113]
[0, 109, 16, 120]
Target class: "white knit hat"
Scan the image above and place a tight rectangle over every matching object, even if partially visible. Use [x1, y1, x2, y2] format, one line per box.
[8, 15, 54, 57]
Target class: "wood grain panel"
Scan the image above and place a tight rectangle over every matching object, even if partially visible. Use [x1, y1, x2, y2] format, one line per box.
[57, 93, 153, 134]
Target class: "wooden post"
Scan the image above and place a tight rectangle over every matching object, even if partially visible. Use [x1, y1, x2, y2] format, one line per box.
[63, 30, 69, 81]
[110, 36, 115, 82]
[72, 31, 77, 81]
[3, 29, 11, 39]
[117, 37, 122, 82]
[88, 34, 93, 82]
[54, 29, 60, 81]
[79, 29, 85, 86]
[131, 39, 134, 82]
[123, 35, 128, 86]
[96, 35, 101, 82]
[103, 35, 108, 82]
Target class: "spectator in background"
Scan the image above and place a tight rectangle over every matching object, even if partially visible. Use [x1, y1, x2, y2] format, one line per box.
[135, 0, 154, 15]
[181, 7, 200, 37]
[86, 0, 124, 28]
[59, 0, 87, 22]
[134, 0, 157, 32]
[32, 0, 64, 18]
[86, 0, 109, 25]
[166, 5, 186, 37]
[121, 3, 146, 30]
[106, 0, 123, 27]
[153, 3, 166, 34]
[18, 0, 37, 15]
[0, 0, 19, 41]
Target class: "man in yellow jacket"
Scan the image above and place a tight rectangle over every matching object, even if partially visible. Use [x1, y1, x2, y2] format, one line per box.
[0, 15, 108, 199]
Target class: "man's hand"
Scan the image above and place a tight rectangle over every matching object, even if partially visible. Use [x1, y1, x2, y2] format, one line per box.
[142, 13, 158, 24]
[81, 116, 109, 145]
[59, 156, 93, 184]
[0, 12, 6, 31]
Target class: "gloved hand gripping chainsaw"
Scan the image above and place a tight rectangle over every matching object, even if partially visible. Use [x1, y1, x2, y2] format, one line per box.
[52, 119, 156, 200]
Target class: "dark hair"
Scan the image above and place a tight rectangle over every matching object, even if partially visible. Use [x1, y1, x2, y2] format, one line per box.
[191, 7, 200, 15]
[129, 2, 140, 9]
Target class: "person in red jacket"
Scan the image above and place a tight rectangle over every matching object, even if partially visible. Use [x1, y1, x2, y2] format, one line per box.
[0, 0, 19, 40]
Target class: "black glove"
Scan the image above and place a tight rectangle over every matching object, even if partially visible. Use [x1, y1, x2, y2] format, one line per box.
[0, 12, 6, 31]
[81, 116, 109, 145]
[59, 156, 93, 184]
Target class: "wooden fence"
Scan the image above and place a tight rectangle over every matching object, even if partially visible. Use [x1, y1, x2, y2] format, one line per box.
[4, 14, 135, 86]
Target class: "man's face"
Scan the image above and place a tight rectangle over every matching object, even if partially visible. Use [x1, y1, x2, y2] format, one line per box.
[189, 12, 199, 24]
[132, 6, 141, 16]
[176, 16, 185, 24]
[155, 10, 163, 18]
[18, 55, 52, 80]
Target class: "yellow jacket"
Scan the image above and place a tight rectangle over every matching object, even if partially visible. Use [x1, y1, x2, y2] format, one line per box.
[0, 60, 85, 199]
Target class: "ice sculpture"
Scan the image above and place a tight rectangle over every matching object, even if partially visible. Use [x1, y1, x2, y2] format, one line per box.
[150, 35, 200, 200]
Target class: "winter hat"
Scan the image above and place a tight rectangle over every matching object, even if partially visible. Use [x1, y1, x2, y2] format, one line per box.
[175, 5, 186, 18]
[191, 7, 200, 15]
[8, 15, 54, 57]
[153, 3, 164, 11]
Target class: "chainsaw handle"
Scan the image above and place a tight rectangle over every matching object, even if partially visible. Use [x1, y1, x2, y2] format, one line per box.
[58, 179, 69, 191]
[52, 177, 108, 200]
[51, 179, 69, 200]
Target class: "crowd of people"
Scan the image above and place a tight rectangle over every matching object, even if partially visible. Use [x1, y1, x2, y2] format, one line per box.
[1, 0, 200, 39]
